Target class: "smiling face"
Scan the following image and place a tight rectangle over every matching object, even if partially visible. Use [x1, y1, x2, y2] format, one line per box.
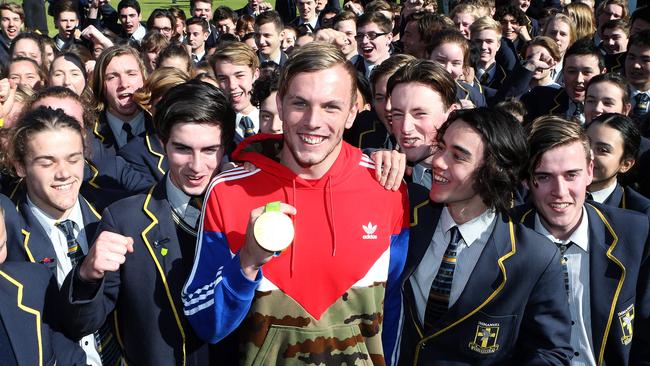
[500, 14, 520, 41]
[277, 64, 357, 179]
[297, 0, 316, 21]
[429, 119, 486, 216]
[356, 22, 392, 65]
[452, 12, 474, 39]
[563, 54, 601, 102]
[15, 128, 84, 220]
[390, 82, 454, 164]
[601, 27, 628, 54]
[256, 22, 283, 59]
[586, 123, 633, 191]
[1, 9, 22, 40]
[103, 54, 144, 120]
[8, 59, 41, 89]
[471, 29, 500, 67]
[430, 42, 465, 80]
[213, 61, 259, 113]
[584, 81, 629, 123]
[166, 122, 224, 196]
[529, 141, 593, 241]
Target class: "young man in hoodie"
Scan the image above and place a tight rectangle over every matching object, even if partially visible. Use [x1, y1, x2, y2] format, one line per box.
[183, 42, 410, 366]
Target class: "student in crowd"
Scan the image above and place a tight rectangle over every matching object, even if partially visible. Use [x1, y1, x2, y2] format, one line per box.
[7, 57, 45, 90]
[564, 2, 596, 41]
[595, 0, 627, 44]
[157, 43, 193, 74]
[90, 45, 151, 154]
[0, 198, 87, 365]
[522, 36, 562, 91]
[291, 0, 319, 31]
[521, 39, 605, 123]
[213, 6, 237, 35]
[630, 6, 650, 38]
[470, 17, 507, 90]
[10, 32, 46, 67]
[7, 107, 122, 365]
[0, 2, 24, 69]
[51, 1, 82, 52]
[586, 113, 650, 215]
[601, 19, 629, 73]
[388, 60, 458, 189]
[254, 11, 288, 67]
[140, 32, 170, 73]
[332, 11, 359, 62]
[60, 81, 236, 365]
[516, 116, 650, 366]
[625, 29, 650, 123]
[146, 8, 176, 41]
[402, 12, 455, 60]
[251, 72, 282, 134]
[186, 17, 210, 64]
[543, 13, 577, 84]
[495, 5, 530, 54]
[355, 12, 393, 79]
[400, 107, 572, 365]
[211, 42, 260, 144]
[117, 0, 146, 43]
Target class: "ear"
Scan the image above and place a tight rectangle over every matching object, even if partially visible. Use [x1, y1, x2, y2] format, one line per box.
[619, 157, 636, 173]
[623, 102, 632, 116]
[279, 30, 286, 39]
[586, 158, 594, 186]
[14, 161, 26, 178]
[276, 91, 284, 121]
[385, 31, 393, 44]
[345, 100, 359, 129]
[252, 67, 260, 83]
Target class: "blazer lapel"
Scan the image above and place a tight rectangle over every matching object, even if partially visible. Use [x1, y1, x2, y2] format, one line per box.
[16, 196, 57, 270]
[145, 132, 168, 179]
[402, 200, 442, 282]
[429, 215, 516, 336]
[0, 270, 41, 365]
[603, 183, 624, 209]
[587, 204, 626, 366]
[79, 196, 102, 255]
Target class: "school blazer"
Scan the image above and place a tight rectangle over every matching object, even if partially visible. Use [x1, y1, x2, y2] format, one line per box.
[60, 179, 225, 365]
[7, 191, 102, 269]
[399, 184, 572, 365]
[0, 261, 86, 365]
[515, 202, 650, 366]
[602, 183, 650, 216]
[520, 86, 570, 123]
[118, 129, 168, 184]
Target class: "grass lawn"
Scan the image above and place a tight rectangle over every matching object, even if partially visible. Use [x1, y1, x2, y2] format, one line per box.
[16, 0, 257, 35]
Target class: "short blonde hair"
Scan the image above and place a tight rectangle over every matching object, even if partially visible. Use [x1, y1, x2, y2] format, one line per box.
[564, 3, 596, 40]
[209, 42, 259, 72]
[470, 16, 502, 38]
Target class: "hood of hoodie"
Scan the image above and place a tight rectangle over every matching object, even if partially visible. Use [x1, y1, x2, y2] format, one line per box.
[232, 133, 361, 189]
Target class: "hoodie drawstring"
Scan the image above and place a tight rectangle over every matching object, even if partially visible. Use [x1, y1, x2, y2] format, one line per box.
[290, 180, 297, 277]
[326, 177, 337, 256]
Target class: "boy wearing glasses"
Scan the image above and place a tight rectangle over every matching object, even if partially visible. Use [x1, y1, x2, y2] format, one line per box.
[355, 12, 393, 79]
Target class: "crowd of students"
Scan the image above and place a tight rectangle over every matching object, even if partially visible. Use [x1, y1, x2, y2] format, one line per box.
[0, 0, 649, 364]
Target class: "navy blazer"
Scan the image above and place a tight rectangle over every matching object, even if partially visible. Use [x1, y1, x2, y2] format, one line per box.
[343, 109, 396, 150]
[118, 130, 168, 184]
[400, 184, 572, 365]
[0, 262, 86, 365]
[521, 86, 570, 123]
[86, 136, 155, 193]
[6, 190, 102, 270]
[60, 180, 233, 365]
[90, 110, 155, 154]
[604, 52, 626, 74]
[601, 183, 650, 216]
[456, 80, 487, 108]
[515, 202, 650, 365]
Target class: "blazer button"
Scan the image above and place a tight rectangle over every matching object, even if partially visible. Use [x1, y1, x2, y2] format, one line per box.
[421, 342, 426, 349]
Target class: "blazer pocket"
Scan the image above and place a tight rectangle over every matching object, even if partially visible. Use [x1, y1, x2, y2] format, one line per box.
[459, 311, 518, 360]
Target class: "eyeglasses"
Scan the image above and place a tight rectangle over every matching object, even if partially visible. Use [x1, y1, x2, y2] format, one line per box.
[354, 32, 388, 41]
[153, 26, 173, 33]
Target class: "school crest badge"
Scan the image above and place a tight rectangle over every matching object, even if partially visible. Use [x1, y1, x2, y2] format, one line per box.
[469, 321, 500, 354]
[619, 304, 634, 346]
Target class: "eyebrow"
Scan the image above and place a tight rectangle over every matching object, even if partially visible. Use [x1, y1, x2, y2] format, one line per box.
[594, 141, 613, 149]
[451, 144, 471, 157]
[33, 152, 83, 161]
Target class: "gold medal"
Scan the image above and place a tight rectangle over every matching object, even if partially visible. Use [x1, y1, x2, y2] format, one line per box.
[253, 201, 295, 253]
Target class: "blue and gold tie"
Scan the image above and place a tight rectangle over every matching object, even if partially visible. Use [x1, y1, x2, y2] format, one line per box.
[424, 226, 462, 332]
[56, 220, 123, 365]
[240, 116, 255, 138]
[56, 220, 84, 266]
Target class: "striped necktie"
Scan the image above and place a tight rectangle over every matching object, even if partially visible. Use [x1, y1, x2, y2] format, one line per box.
[240, 116, 255, 138]
[557, 241, 573, 297]
[634, 93, 650, 117]
[55, 220, 84, 266]
[56, 220, 123, 365]
[424, 226, 462, 332]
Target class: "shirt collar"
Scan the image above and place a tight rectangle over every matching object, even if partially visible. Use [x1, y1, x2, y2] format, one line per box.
[589, 181, 618, 204]
[27, 194, 83, 236]
[106, 110, 145, 147]
[629, 86, 650, 98]
[166, 174, 191, 218]
[130, 24, 146, 41]
[440, 206, 496, 247]
[534, 207, 589, 251]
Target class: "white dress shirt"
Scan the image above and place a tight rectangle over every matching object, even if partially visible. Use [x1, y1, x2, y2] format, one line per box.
[235, 109, 260, 138]
[535, 209, 596, 366]
[410, 207, 496, 324]
[166, 175, 201, 228]
[589, 181, 618, 204]
[27, 196, 102, 366]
